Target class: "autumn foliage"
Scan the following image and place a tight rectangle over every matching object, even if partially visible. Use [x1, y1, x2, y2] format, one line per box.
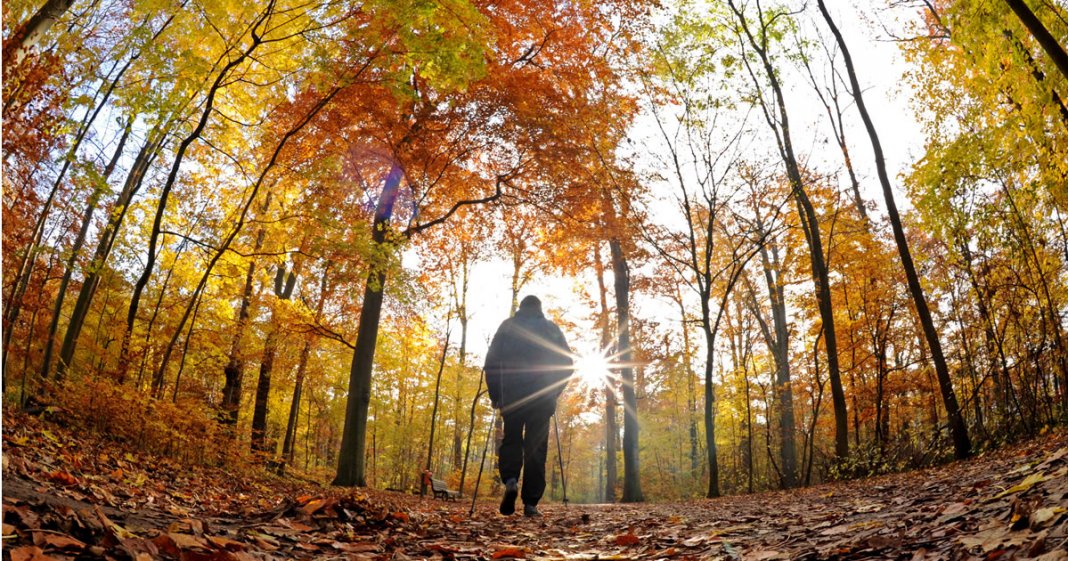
[2, 0, 1067, 515]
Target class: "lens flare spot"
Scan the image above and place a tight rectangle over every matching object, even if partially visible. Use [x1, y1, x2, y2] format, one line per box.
[574, 350, 612, 388]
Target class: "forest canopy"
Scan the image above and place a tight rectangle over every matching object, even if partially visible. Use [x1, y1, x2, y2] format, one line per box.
[3, 0, 1067, 502]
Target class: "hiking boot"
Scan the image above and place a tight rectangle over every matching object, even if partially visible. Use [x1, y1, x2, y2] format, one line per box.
[523, 504, 541, 517]
[500, 478, 518, 515]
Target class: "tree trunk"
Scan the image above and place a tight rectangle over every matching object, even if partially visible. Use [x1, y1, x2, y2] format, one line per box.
[610, 238, 643, 502]
[119, 11, 271, 379]
[251, 265, 298, 454]
[1003, 0, 1068, 82]
[674, 286, 700, 478]
[702, 320, 719, 498]
[756, 222, 797, 487]
[5, 0, 75, 67]
[458, 377, 483, 495]
[280, 340, 312, 469]
[333, 164, 404, 487]
[281, 269, 328, 472]
[171, 292, 203, 402]
[422, 327, 451, 495]
[39, 123, 131, 380]
[55, 130, 164, 379]
[729, 0, 849, 460]
[220, 196, 271, 425]
[143, 244, 185, 391]
[594, 245, 617, 502]
[817, 0, 971, 458]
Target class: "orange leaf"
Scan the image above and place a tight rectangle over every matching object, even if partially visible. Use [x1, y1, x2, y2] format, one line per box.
[152, 534, 181, 556]
[331, 541, 379, 553]
[390, 511, 410, 523]
[492, 546, 527, 559]
[39, 533, 85, 551]
[47, 471, 78, 486]
[9, 546, 55, 561]
[614, 532, 640, 546]
[301, 499, 326, 515]
[207, 535, 246, 551]
[170, 532, 210, 551]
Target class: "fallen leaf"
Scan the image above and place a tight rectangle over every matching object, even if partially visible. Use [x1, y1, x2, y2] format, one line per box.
[206, 535, 246, 551]
[37, 533, 86, 551]
[170, 532, 210, 551]
[1031, 507, 1065, 528]
[9, 546, 55, 561]
[614, 531, 640, 546]
[153, 534, 182, 557]
[47, 471, 78, 486]
[492, 546, 527, 559]
[331, 541, 379, 553]
[682, 536, 706, 547]
[747, 550, 786, 561]
[995, 473, 1047, 498]
[301, 499, 326, 515]
[390, 511, 410, 523]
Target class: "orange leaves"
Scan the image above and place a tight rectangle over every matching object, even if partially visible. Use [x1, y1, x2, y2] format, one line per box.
[46, 471, 77, 486]
[32, 532, 85, 551]
[8, 546, 58, 561]
[613, 530, 641, 546]
[300, 498, 328, 516]
[492, 545, 528, 559]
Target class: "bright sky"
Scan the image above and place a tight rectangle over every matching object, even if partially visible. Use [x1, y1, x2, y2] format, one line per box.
[454, 1, 927, 383]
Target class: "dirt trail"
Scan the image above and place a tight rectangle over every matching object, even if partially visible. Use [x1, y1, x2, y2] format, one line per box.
[3, 413, 1066, 560]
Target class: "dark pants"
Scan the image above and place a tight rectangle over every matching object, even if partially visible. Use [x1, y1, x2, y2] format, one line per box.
[498, 402, 554, 506]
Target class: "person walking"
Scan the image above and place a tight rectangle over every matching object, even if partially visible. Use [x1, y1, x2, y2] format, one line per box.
[484, 295, 573, 516]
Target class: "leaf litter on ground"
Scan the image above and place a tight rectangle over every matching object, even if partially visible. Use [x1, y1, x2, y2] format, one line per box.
[3, 411, 1067, 560]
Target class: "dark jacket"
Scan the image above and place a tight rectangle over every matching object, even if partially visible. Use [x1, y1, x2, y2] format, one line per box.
[484, 307, 573, 412]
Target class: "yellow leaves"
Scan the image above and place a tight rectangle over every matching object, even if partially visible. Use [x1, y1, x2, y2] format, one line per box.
[995, 472, 1048, 499]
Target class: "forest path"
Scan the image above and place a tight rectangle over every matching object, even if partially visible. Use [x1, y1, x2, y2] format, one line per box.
[3, 412, 1066, 560]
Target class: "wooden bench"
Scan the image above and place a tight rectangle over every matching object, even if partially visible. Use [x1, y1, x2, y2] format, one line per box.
[430, 478, 459, 501]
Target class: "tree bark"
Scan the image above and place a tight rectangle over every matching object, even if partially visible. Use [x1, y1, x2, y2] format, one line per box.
[171, 291, 203, 402]
[39, 123, 131, 380]
[251, 265, 298, 454]
[119, 7, 272, 379]
[594, 244, 618, 502]
[611, 238, 643, 502]
[1003, 0, 1068, 83]
[333, 164, 404, 487]
[5, 0, 75, 67]
[422, 326, 451, 495]
[281, 269, 329, 472]
[817, 0, 971, 458]
[729, 0, 849, 459]
[55, 130, 164, 379]
[756, 220, 797, 487]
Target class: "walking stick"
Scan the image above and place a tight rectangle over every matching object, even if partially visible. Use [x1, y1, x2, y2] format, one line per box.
[553, 413, 569, 506]
[469, 408, 499, 517]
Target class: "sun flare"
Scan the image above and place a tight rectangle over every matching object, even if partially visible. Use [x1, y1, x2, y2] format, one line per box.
[574, 350, 613, 388]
